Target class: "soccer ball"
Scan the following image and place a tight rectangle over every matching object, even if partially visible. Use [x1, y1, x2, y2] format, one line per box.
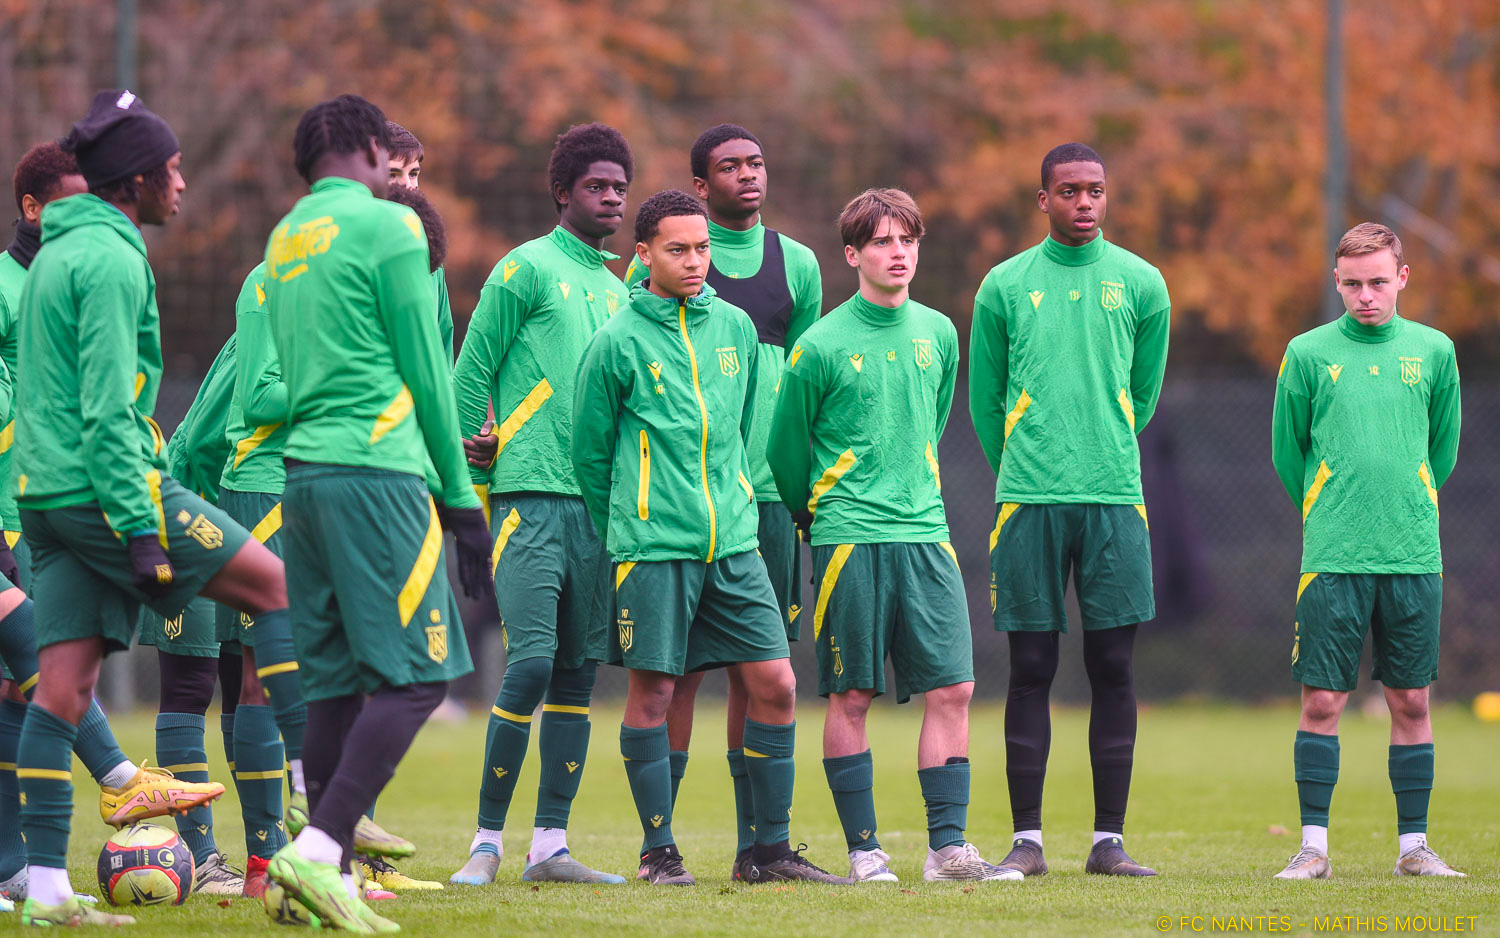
[262, 880, 321, 927]
[96, 823, 195, 906]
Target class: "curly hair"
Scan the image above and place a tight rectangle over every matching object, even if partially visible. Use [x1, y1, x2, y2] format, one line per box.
[293, 94, 393, 184]
[385, 182, 446, 272]
[547, 123, 633, 212]
[633, 189, 706, 245]
[1040, 142, 1104, 190]
[689, 123, 761, 179]
[13, 142, 80, 212]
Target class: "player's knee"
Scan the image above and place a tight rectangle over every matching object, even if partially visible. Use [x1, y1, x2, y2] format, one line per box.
[1386, 687, 1430, 725]
[1008, 639, 1059, 686]
[748, 664, 796, 712]
[828, 690, 874, 724]
[238, 668, 265, 706]
[1300, 690, 1344, 726]
[499, 656, 554, 712]
[926, 681, 973, 714]
[158, 652, 219, 715]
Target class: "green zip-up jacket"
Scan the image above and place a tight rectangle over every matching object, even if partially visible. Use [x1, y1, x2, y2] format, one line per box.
[1272, 312, 1460, 574]
[969, 233, 1170, 503]
[768, 292, 957, 545]
[220, 263, 285, 495]
[453, 226, 624, 496]
[15, 195, 167, 538]
[168, 335, 238, 504]
[263, 177, 477, 511]
[572, 282, 760, 562]
[0, 250, 28, 530]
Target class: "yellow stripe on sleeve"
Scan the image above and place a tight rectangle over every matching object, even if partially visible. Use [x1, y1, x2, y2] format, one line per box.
[807, 450, 857, 515]
[369, 385, 415, 445]
[493, 379, 553, 456]
[234, 423, 283, 469]
[146, 469, 168, 549]
[1302, 461, 1332, 521]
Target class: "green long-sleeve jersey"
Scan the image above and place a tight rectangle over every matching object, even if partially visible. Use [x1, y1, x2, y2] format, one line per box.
[453, 226, 623, 496]
[768, 292, 956, 545]
[168, 336, 238, 504]
[969, 234, 1170, 503]
[220, 263, 285, 495]
[572, 282, 760, 563]
[263, 177, 477, 511]
[15, 195, 168, 539]
[435, 267, 454, 366]
[0, 250, 28, 530]
[625, 218, 821, 500]
[1271, 313, 1459, 574]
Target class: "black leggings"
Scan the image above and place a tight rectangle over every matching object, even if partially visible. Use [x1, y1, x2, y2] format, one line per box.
[158, 651, 242, 715]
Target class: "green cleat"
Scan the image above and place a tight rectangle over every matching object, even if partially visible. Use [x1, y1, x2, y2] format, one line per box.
[354, 816, 414, 859]
[286, 790, 309, 838]
[20, 896, 135, 927]
[353, 899, 401, 934]
[267, 843, 373, 934]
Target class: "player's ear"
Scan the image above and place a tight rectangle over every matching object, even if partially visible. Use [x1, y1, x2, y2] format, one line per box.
[1037, 188, 1049, 214]
[692, 177, 709, 201]
[635, 242, 651, 267]
[844, 244, 859, 269]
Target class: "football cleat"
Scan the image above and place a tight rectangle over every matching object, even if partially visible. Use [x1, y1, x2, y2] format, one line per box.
[449, 843, 501, 886]
[243, 854, 271, 898]
[1274, 845, 1332, 880]
[730, 849, 754, 882]
[354, 816, 414, 859]
[286, 790, 309, 838]
[1395, 844, 1465, 877]
[641, 845, 695, 886]
[747, 844, 851, 884]
[98, 761, 224, 827]
[521, 851, 624, 884]
[359, 856, 443, 890]
[923, 843, 1022, 882]
[0, 867, 27, 901]
[20, 896, 135, 927]
[267, 843, 374, 934]
[996, 838, 1048, 877]
[849, 848, 899, 883]
[193, 852, 246, 895]
[1085, 837, 1157, 877]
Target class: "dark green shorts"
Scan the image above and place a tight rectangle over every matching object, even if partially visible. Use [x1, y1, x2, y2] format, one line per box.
[283, 463, 473, 701]
[137, 596, 233, 658]
[22, 478, 250, 654]
[811, 541, 972, 703]
[608, 549, 789, 675]
[0, 533, 27, 679]
[215, 489, 285, 647]
[758, 502, 804, 641]
[990, 503, 1154, 632]
[1292, 572, 1441, 691]
[489, 492, 610, 670]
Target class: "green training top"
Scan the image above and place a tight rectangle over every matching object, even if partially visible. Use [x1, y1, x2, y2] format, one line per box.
[263, 177, 477, 511]
[572, 282, 760, 563]
[626, 218, 821, 500]
[0, 251, 28, 530]
[969, 233, 1170, 504]
[168, 335, 238, 504]
[220, 263, 285, 495]
[768, 292, 957, 545]
[15, 194, 168, 539]
[1271, 312, 1460, 574]
[453, 225, 624, 495]
[435, 266, 454, 365]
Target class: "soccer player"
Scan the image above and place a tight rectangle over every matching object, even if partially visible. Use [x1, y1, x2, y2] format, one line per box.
[969, 143, 1170, 878]
[1270, 223, 1463, 880]
[260, 94, 491, 932]
[449, 123, 632, 887]
[13, 90, 290, 927]
[623, 124, 822, 880]
[572, 189, 843, 886]
[385, 122, 453, 362]
[769, 188, 1017, 883]
[387, 121, 423, 189]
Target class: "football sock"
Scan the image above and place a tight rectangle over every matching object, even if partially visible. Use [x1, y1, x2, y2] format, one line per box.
[535, 662, 594, 830]
[823, 749, 878, 852]
[1294, 730, 1340, 828]
[669, 749, 689, 809]
[1092, 830, 1119, 846]
[477, 655, 550, 830]
[1398, 832, 1426, 855]
[1302, 825, 1328, 853]
[74, 699, 132, 786]
[728, 748, 757, 853]
[0, 599, 38, 694]
[294, 825, 342, 865]
[253, 611, 306, 765]
[1084, 624, 1138, 833]
[1014, 828, 1042, 847]
[220, 712, 236, 777]
[620, 723, 673, 851]
[529, 826, 566, 862]
[742, 719, 795, 849]
[0, 698, 25, 881]
[155, 711, 218, 865]
[17, 703, 76, 869]
[1005, 631, 1058, 831]
[919, 758, 969, 851]
[1389, 743, 1433, 836]
[27, 865, 70, 907]
[234, 704, 287, 859]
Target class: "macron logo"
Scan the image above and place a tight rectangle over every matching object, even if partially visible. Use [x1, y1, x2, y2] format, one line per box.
[115, 91, 137, 109]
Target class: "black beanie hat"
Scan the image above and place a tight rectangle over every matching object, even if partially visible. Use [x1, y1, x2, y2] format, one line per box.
[59, 90, 180, 189]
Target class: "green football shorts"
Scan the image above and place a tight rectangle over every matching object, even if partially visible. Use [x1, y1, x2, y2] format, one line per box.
[488, 492, 610, 669]
[137, 595, 231, 658]
[282, 462, 473, 701]
[0, 532, 28, 679]
[215, 488, 284, 647]
[990, 502, 1154, 632]
[810, 541, 972, 703]
[608, 548, 789, 675]
[758, 502, 804, 641]
[1292, 572, 1442, 692]
[22, 477, 250, 653]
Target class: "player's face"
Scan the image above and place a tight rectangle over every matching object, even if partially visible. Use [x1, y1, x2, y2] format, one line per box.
[137, 153, 185, 226]
[388, 156, 421, 189]
[1335, 249, 1407, 326]
[1039, 161, 1106, 246]
[845, 216, 919, 293]
[20, 172, 87, 225]
[695, 138, 765, 222]
[559, 161, 629, 240]
[636, 213, 710, 300]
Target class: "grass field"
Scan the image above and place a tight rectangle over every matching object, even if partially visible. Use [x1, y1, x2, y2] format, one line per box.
[38, 701, 1500, 936]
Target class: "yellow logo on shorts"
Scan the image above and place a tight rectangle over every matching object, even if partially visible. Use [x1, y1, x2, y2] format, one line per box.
[830, 635, 844, 678]
[240, 612, 253, 628]
[618, 624, 633, 653]
[425, 625, 449, 664]
[164, 615, 183, 640]
[1292, 621, 1300, 665]
[185, 514, 223, 549]
[176, 510, 191, 524]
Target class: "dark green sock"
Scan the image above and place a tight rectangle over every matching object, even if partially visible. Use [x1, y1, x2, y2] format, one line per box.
[0, 698, 26, 880]
[74, 697, 129, 783]
[253, 612, 305, 763]
[669, 750, 689, 807]
[17, 704, 76, 868]
[0, 599, 39, 695]
[1294, 730, 1340, 827]
[824, 749, 879, 852]
[156, 712, 218, 865]
[234, 704, 287, 858]
[727, 748, 756, 853]
[220, 712, 236, 775]
[535, 708, 590, 829]
[621, 723, 673, 850]
[1389, 743, 1434, 835]
[919, 759, 970, 850]
[743, 719, 795, 847]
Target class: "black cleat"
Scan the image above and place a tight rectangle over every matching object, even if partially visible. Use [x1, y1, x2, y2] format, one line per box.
[642, 845, 695, 886]
[997, 838, 1048, 877]
[1085, 837, 1157, 876]
[731, 849, 754, 882]
[747, 844, 852, 884]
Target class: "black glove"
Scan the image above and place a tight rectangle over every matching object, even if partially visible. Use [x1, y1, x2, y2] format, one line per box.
[437, 503, 494, 600]
[128, 534, 175, 599]
[0, 540, 18, 587]
[791, 509, 814, 542]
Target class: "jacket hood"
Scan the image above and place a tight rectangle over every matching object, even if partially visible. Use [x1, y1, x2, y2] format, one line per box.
[627, 280, 717, 325]
[39, 194, 147, 258]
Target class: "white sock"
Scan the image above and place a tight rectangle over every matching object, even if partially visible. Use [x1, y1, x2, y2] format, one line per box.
[294, 826, 343, 866]
[289, 759, 306, 794]
[1092, 831, 1119, 846]
[1014, 829, 1042, 847]
[1398, 832, 1426, 855]
[470, 828, 503, 856]
[98, 759, 138, 789]
[529, 827, 567, 862]
[341, 873, 358, 899]
[1301, 825, 1328, 854]
[29, 866, 72, 906]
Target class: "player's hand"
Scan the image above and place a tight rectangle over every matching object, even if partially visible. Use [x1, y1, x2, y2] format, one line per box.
[464, 419, 499, 468]
[791, 509, 814, 542]
[127, 534, 175, 599]
[0, 541, 19, 587]
[437, 503, 494, 599]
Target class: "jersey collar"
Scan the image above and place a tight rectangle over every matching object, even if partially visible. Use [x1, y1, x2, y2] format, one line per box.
[1040, 232, 1107, 267]
[309, 176, 373, 196]
[848, 291, 910, 326]
[549, 225, 619, 268]
[1337, 311, 1403, 343]
[708, 217, 763, 250]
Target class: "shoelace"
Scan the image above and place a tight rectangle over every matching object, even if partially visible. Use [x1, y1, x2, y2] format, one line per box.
[656, 852, 687, 877]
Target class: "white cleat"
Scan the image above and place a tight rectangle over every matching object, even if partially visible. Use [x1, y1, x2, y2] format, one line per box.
[922, 843, 1022, 882]
[849, 848, 899, 883]
[450, 843, 502, 885]
[1395, 844, 1465, 877]
[192, 852, 246, 895]
[0, 867, 26, 901]
[1273, 845, 1332, 880]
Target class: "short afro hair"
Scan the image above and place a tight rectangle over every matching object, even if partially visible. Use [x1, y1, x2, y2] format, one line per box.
[634, 189, 706, 245]
[386, 121, 423, 164]
[689, 123, 761, 180]
[1040, 142, 1104, 190]
[547, 123, 633, 212]
[13, 141, 81, 212]
[385, 183, 446, 272]
[292, 94, 393, 185]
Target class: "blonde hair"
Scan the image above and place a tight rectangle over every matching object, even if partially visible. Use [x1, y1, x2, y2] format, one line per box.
[1336, 222, 1404, 269]
[838, 188, 925, 249]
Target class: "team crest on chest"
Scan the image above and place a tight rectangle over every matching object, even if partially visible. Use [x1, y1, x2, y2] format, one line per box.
[1100, 280, 1125, 311]
[913, 338, 933, 370]
[717, 346, 741, 377]
[606, 290, 619, 314]
[1399, 357, 1422, 386]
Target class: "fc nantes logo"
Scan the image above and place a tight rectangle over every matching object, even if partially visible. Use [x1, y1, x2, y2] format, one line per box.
[913, 338, 933, 370]
[606, 290, 620, 314]
[425, 624, 449, 664]
[1100, 280, 1125, 311]
[618, 607, 634, 652]
[717, 346, 741, 377]
[164, 614, 183, 640]
[1400, 357, 1423, 386]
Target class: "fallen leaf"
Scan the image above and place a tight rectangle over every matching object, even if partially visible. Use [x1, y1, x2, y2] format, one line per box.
[217, 899, 232, 908]
[1268, 824, 1289, 836]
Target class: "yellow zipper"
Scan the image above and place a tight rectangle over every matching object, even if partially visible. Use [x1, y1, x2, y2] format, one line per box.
[678, 301, 716, 561]
[637, 430, 651, 520]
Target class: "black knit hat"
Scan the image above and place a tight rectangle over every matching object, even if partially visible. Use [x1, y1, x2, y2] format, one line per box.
[59, 90, 180, 188]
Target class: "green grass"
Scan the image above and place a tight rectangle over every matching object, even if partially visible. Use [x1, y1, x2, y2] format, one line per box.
[41, 702, 1500, 935]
